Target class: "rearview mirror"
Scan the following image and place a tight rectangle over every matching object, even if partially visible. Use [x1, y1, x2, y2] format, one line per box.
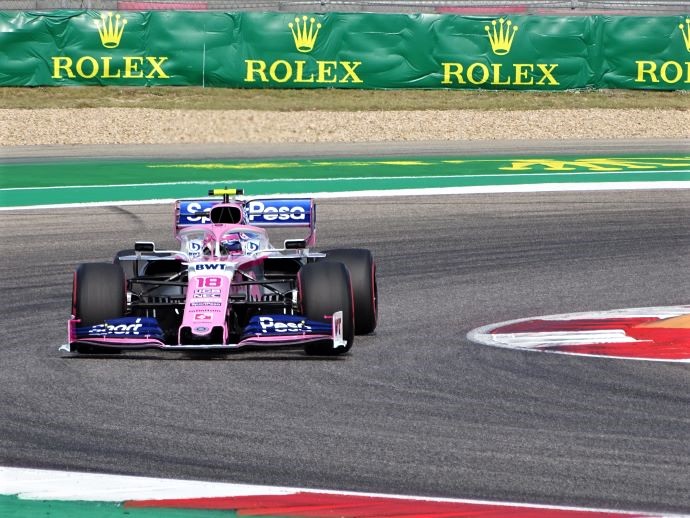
[134, 241, 155, 253]
[284, 239, 307, 250]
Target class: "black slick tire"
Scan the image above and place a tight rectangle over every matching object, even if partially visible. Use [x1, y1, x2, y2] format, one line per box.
[323, 248, 377, 335]
[73, 263, 126, 354]
[298, 261, 354, 355]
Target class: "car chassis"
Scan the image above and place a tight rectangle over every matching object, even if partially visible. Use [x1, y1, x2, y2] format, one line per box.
[62, 189, 377, 355]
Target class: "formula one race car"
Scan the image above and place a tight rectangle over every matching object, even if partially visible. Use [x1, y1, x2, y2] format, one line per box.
[62, 189, 377, 355]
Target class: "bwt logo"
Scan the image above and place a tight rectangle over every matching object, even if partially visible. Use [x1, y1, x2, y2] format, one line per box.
[246, 200, 310, 223]
[259, 316, 311, 333]
[194, 264, 225, 271]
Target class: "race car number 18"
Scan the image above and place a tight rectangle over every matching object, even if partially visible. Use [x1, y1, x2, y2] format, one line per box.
[196, 277, 222, 288]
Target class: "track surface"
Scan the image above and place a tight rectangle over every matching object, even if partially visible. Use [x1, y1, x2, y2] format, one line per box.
[4, 138, 689, 161]
[1, 190, 689, 513]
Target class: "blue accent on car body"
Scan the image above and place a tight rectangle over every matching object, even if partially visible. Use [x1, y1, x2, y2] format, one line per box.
[241, 314, 330, 338]
[76, 317, 164, 340]
[177, 200, 216, 225]
[244, 199, 312, 226]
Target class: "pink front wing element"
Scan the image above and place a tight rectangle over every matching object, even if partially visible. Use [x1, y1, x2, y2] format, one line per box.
[126, 493, 655, 517]
[467, 306, 690, 362]
[237, 335, 332, 346]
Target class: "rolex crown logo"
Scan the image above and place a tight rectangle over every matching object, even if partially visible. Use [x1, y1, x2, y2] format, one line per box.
[289, 15, 321, 53]
[679, 18, 690, 52]
[485, 18, 518, 55]
[95, 12, 127, 49]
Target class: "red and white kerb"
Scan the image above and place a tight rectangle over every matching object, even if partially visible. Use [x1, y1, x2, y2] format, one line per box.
[467, 306, 690, 362]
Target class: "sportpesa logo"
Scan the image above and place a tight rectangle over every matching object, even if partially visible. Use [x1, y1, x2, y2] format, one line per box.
[259, 316, 312, 334]
[245, 200, 310, 224]
[51, 12, 170, 80]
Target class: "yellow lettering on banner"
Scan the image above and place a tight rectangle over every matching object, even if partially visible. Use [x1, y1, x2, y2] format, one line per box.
[441, 62, 558, 86]
[317, 61, 338, 83]
[243, 59, 362, 84]
[245, 60, 268, 82]
[441, 63, 465, 84]
[123, 56, 144, 78]
[270, 60, 292, 83]
[491, 64, 511, 85]
[513, 63, 533, 85]
[635, 61, 659, 83]
[146, 57, 169, 79]
[294, 60, 314, 83]
[340, 61, 363, 83]
[51, 55, 169, 81]
[76, 56, 99, 79]
[101, 57, 121, 79]
[660, 61, 682, 83]
[536, 64, 559, 85]
[467, 63, 489, 85]
[52, 57, 75, 79]
[635, 60, 689, 84]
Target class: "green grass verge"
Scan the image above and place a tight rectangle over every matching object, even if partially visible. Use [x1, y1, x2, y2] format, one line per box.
[0, 495, 238, 518]
[1, 87, 687, 110]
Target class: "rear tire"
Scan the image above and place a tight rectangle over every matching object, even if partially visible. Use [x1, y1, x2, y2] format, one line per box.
[73, 263, 126, 354]
[299, 261, 354, 355]
[323, 248, 377, 334]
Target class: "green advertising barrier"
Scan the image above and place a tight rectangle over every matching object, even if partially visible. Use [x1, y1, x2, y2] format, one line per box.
[0, 10, 688, 90]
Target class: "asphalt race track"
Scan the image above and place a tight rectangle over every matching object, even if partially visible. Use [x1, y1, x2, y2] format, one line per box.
[0, 185, 688, 513]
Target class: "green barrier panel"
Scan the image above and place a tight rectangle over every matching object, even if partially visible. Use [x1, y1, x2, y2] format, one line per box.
[0, 10, 688, 89]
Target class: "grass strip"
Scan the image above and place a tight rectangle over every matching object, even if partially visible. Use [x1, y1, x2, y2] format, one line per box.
[1, 87, 687, 110]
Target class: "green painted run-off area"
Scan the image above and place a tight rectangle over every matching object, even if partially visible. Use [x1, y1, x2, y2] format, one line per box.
[0, 495, 238, 518]
[1, 154, 689, 208]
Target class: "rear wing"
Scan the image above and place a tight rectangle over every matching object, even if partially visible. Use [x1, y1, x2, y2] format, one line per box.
[244, 199, 313, 228]
[174, 197, 317, 246]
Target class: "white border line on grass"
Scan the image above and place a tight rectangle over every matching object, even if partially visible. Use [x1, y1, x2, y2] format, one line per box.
[1, 181, 690, 211]
[2, 168, 690, 192]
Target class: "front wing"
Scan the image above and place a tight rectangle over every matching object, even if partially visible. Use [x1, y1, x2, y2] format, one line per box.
[61, 312, 347, 352]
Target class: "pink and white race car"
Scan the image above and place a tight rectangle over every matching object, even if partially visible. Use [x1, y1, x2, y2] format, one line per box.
[63, 189, 377, 355]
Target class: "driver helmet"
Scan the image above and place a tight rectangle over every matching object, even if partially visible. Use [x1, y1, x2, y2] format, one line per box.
[219, 234, 242, 255]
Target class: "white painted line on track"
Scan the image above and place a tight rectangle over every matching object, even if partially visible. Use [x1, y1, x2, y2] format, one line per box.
[1, 181, 690, 211]
[0, 467, 291, 501]
[2, 169, 690, 191]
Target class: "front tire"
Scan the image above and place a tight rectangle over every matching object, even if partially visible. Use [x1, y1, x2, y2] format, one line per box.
[323, 248, 378, 334]
[72, 263, 126, 354]
[299, 261, 354, 355]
